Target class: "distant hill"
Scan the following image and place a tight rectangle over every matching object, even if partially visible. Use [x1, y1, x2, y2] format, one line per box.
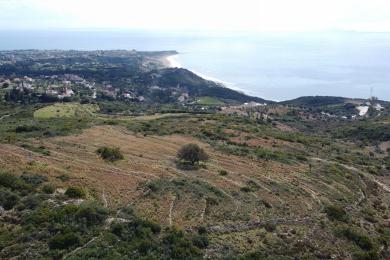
[0, 50, 268, 105]
[135, 68, 269, 104]
[280, 96, 353, 107]
[280, 95, 389, 118]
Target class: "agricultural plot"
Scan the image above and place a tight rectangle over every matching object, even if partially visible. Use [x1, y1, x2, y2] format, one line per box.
[33, 103, 99, 119]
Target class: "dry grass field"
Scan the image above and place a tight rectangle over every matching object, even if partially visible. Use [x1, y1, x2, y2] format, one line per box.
[1, 122, 389, 257]
[0, 125, 371, 220]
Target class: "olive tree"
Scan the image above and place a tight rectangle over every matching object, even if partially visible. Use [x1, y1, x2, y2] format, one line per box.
[177, 143, 209, 165]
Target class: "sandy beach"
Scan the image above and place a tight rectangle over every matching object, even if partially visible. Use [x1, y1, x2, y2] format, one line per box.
[164, 54, 182, 68]
[164, 53, 247, 94]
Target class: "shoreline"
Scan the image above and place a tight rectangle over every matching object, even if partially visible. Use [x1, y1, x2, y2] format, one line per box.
[164, 54, 249, 95]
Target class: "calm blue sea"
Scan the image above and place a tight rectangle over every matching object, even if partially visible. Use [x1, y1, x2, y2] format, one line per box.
[1, 30, 390, 101]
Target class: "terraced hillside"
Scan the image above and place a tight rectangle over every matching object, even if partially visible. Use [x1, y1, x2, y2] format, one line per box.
[1, 108, 389, 258]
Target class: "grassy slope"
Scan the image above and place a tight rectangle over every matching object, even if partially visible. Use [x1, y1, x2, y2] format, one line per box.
[196, 97, 225, 106]
[1, 108, 389, 258]
[33, 103, 99, 119]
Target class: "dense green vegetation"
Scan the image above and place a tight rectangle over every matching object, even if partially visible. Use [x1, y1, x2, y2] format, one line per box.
[0, 171, 205, 259]
[65, 186, 86, 198]
[334, 121, 390, 143]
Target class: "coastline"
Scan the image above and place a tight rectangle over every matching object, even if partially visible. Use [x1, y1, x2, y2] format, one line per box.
[164, 54, 248, 95]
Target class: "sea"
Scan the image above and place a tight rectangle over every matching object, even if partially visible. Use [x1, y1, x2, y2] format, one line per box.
[1, 30, 390, 101]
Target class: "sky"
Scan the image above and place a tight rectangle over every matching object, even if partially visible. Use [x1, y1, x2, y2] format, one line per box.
[1, 0, 390, 32]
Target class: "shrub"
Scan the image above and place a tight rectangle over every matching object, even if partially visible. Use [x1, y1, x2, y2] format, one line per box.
[20, 144, 50, 156]
[262, 200, 272, 208]
[24, 207, 52, 225]
[42, 184, 55, 194]
[65, 186, 86, 199]
[111, 217, 161, 240]
[325, 205, 348, 222]
[0, 172, 19, 189]
[162, 227, 202, 259]
[264, 222, 277, 232]
[192, 235, 209, 249]
[146, 182, 160, 192]
[75, 202, 109, 226]
[240, 186, 252, 192]
[15, 125, 41, 133]
[48, 232, 81, 249]
[20, 173, 48, 187]
[0, 189, 19, 210]
[219, 170, 228, 176]
[57, 174, 70, 182]
[0, 172, 31, 191]
[336, 227, 374, 250]
[141, 219, 162, 234]
[353, 251, 379, 260]
[96, 147, 124, 162]
[18, 194, 45, 210]
[197, 226, 207, 235]
[177, 143, 209, 165]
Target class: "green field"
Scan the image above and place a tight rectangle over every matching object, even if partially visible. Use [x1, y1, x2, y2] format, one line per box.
[33, 103, 99, 119]
[196, 96, 225, 105]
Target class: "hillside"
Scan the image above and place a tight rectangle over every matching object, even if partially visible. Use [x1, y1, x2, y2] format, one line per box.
[0, 51, 389, 259]
[0, 98, 389, 258]
[281, 96, 389, 119]
[0, 50, 267, 105]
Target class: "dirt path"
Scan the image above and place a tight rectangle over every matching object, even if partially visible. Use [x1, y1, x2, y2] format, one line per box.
[0, 114, 11, 120]
[62, 236, 100, 259]
[206, 216, 315, 234]
[168, 196, 176, 226]
[102, 188, 108, 208]
[200, 197, 207, 222]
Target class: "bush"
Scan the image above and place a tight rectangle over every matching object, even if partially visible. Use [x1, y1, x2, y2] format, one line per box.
[20, 173, 48, 187]
[325, 205, 348, 222]
[0, 172, 31, 191]
[336, 227, 374, 250]
[177, 143, 209, 165]
[162, 227, 202, 259]
[42, 184, 55, 194]
[264, 222, 277, 232]
[219, 170, 228, 176]
[75, 202, 109, 226]
[57, 174, 70, 182]
[48, 232, 81, 249]
[65, 186, 86, 199]
[353, 251, 379, 260]
[15, 125, 41, 133]
[240, 186, 252, 192]
[19, 194, 45, 210]
[197, 226, 207, 235]
[96, 147, 124, 162]
[0, 189, 19, 210]
[192, 235, 209, 249]
[0, 172, 19, 189]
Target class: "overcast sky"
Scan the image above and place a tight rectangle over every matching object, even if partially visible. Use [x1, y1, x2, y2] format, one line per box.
[1, 0, 390, 32]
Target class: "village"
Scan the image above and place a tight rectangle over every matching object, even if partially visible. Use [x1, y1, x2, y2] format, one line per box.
[0, 74, 150, 103]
